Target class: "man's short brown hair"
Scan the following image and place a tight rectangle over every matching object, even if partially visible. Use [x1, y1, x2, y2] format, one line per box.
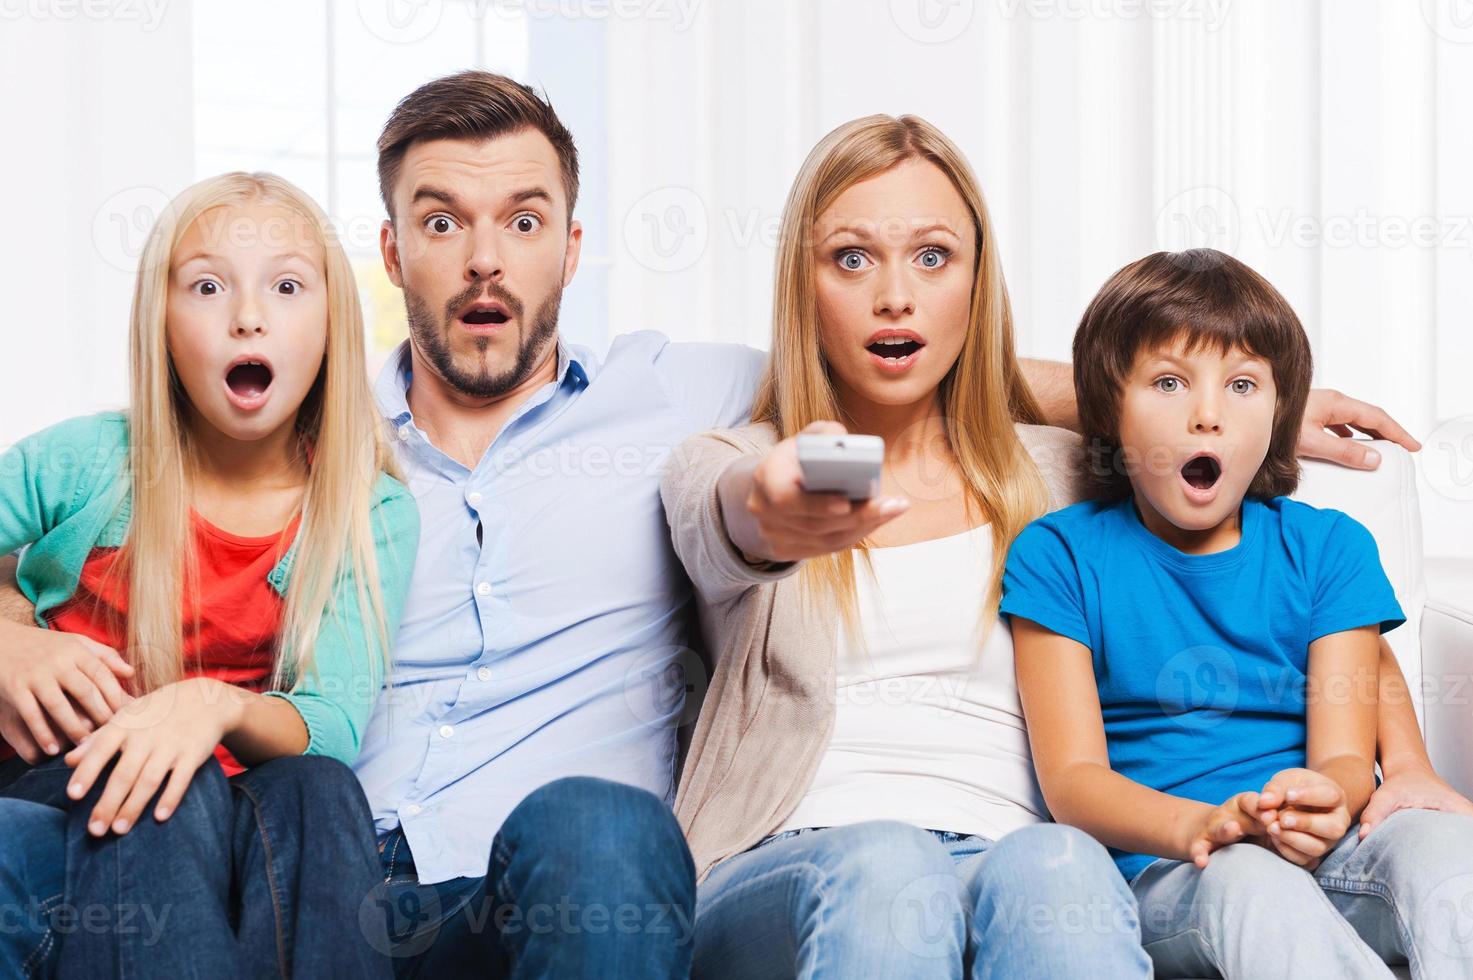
[377, 70, 579, 222]
[1072, 248, 1314, 500]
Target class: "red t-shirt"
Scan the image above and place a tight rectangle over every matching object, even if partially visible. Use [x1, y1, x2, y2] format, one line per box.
[3, 511, 301, 776]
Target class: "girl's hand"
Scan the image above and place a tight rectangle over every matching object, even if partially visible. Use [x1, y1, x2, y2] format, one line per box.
[0, 621, 135, 761]
[63, 677, 240, 836]
[723, 421, 908, 563]
[1186, 791, 1268, 868]
[1256, 767, 1351, 867]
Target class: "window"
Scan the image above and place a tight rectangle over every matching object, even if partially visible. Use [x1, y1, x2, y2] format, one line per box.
[193, 0, 609, 376]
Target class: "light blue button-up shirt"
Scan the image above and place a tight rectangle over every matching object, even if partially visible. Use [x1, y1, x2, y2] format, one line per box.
[353, 330, 765, 884]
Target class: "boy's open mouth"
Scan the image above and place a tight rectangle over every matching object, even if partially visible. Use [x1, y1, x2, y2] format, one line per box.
[225, 358, 274, 404]
[1181, 453, 1222, 491]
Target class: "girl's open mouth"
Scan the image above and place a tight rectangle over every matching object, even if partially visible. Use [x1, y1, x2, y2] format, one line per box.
[224, 359, 274, 411]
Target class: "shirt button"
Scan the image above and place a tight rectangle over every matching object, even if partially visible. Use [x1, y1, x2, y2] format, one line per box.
[476, 582, 491, 597]
[477, 666, 492, 682]
[397, 427, 411, 442]
[405, 803, 421, 816]
[439, 724, 454, 739]
[468, 491, 483, 505]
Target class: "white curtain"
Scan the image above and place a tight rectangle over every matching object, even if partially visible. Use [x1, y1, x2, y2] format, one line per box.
[0, 9, 194, 444]
[3, 1, 1468, 554]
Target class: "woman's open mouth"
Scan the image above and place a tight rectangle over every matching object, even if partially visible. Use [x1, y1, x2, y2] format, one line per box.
[1179, 453, 1223, 503]
[223, 358, 275, 411]
[865, 332, 926, 374]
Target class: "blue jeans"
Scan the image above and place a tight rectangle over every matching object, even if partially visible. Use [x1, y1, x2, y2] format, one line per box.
[1131, 808, 1473, 978]
[692, 820, 1152, 979]
[0, 797, 64, 978]
[376, 775, 697, 979]
[0, 752, 392, 978]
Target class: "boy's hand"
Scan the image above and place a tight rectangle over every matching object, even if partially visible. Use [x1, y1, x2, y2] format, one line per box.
[1256, 768, 1351, 868]
[1186, 791, 1269, 868]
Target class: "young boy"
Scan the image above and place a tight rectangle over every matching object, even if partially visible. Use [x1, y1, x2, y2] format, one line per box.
[1002, 248, 1473, 978]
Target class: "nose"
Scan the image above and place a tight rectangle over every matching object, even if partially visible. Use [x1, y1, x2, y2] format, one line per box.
[1190, 391, 1222, 434]
[873, 263, 915, 318]
[231, 298, 267, 338]
[466, 226, 504, 284]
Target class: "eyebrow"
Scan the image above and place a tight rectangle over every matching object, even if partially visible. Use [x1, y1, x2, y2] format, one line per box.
[1144, 350, 1270, 370]
[173, 250, 316, 267]
[409, 185, 464, 211]
[409, 185, 554, 212]
[505, 187, 554, 208]
[819, 221, 962, 246]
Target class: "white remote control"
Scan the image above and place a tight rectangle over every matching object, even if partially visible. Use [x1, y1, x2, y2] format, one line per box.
[796, 434, 884, 502]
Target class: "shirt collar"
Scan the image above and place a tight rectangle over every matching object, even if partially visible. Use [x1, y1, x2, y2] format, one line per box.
[374, 337, 593, 431]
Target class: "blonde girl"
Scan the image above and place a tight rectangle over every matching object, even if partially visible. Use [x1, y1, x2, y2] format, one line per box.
[0, 172, 418, 978]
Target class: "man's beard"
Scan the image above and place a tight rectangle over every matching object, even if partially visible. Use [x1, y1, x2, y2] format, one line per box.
[405, 279, 562, 400]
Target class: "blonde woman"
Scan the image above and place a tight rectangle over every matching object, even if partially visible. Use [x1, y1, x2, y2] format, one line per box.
[0, 173, 418, 977]
[662, 116, 1150, 978]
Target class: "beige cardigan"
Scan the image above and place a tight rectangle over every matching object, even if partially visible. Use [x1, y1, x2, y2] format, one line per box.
[659, 420, 1090, 883]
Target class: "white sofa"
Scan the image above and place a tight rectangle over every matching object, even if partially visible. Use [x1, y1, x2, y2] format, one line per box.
[1275, 442, 1472, 980]
[1295, 442, 1473, 795]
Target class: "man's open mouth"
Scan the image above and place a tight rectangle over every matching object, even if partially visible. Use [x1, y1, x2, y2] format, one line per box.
[225, 359, 274, 401]
[865, 334, 925, 361]
[1181, 453, 1223, 491]
[458, 301, 512, 327]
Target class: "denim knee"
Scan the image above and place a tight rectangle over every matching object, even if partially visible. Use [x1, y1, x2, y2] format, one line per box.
[976, 824, 1129, 899]
[231, 753, 372, 824]
[1168, 839, 1320, 922]
[968, 824, 1140, 950]
[70, 755, 231, 841]
[800, 821, 966, 960]
[496, 777, 695, 903]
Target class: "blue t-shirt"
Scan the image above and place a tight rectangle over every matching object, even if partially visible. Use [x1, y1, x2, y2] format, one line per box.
[999, 495, 1405, 881]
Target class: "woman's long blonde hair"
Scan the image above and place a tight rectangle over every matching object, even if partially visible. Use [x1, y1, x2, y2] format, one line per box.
[751, 114, 1051, 632]
[121, 172, 398, 694]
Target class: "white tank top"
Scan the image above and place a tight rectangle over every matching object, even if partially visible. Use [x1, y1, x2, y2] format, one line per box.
[778, 523, 1048, 839]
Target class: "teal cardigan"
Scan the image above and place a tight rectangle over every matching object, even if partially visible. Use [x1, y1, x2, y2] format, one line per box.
[0, 412, 420, 764]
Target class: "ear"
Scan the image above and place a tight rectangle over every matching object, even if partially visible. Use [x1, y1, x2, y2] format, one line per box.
[562, 219, 583, 288]
[380, 218, 403, 288]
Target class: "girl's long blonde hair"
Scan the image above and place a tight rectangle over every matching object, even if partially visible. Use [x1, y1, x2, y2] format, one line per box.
[751, 114, 1052, 632]
[121, 171, 398, 694]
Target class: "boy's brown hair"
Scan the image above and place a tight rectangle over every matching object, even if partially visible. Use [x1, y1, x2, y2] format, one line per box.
[1073, 248, 1313, 500]
[377, 70, 579, 224]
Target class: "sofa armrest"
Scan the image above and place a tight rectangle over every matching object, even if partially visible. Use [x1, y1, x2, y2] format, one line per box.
[1421, 558, 1473, 799]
